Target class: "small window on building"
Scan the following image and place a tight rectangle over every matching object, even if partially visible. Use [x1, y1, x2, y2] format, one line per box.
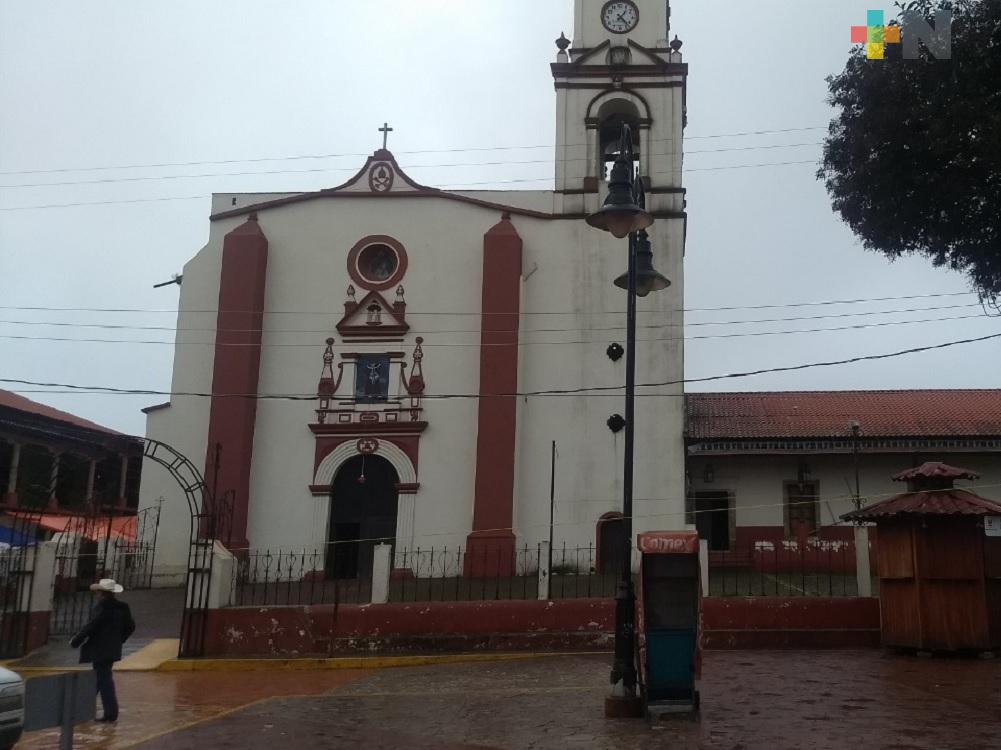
[785, 482, 819, 537]
[355, 355, 391, 403]
[692, 492, 731, 551]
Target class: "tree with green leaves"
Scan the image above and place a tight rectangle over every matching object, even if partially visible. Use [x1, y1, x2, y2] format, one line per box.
[819, 0, 1001, 304]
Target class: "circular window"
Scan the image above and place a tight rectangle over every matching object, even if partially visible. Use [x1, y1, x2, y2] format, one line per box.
[358, 244, 398, 283]
[347, 235, 408, 291]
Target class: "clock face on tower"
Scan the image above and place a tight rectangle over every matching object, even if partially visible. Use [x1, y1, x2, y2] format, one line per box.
[601, 0, 639, 34]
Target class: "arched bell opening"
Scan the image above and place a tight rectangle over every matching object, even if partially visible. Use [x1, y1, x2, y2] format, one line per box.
[596, 98, 642, 182]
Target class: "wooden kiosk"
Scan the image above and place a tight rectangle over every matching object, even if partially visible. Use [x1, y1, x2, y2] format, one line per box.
[843, 462, 1001, 652]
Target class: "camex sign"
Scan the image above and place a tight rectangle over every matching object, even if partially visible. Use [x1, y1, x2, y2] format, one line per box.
[852, 9, 953, 60]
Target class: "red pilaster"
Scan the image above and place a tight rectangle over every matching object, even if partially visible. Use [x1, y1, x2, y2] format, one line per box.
[465, 215, 522, 577]
[204, 215, 269, 549]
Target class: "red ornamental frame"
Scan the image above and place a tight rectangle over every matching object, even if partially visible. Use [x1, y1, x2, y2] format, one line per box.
[347, 235, 409, 292]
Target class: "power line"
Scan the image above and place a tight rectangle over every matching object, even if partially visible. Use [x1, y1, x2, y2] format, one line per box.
[0, 126, 827, 177]
[2, 331, 998, 400]
[0, 143, 823, 191]
[0, 302, 983, 336]
[0, 313, 990, 349]
[0, 291, 976, 317]
[0, 157, 824, 212]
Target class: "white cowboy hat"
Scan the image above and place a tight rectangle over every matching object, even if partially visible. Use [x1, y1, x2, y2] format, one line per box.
[89, 579, 124, 594]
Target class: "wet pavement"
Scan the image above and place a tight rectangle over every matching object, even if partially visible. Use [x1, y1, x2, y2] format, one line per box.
[17, 670, 368, 749]
[16, 589, 185, 669]
[17, 650, 1001, 749]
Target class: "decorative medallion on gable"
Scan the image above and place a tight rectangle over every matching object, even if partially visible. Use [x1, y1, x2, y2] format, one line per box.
[336, 286, 410, 340]
[333, 149, 432, 195]
[368, 161, 395, 192]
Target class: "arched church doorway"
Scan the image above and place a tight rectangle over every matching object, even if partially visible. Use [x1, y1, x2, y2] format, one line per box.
[327, 454, 399, 579]
[597, 513, 627, 576]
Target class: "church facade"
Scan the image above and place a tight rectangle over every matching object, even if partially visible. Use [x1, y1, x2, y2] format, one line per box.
[139, 0, 689, 581]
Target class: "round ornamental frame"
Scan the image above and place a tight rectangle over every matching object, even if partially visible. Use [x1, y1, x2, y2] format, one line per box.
[346, 235, 409, 292]
[368, 162, 395, 193]
[600, 0, 640, 34]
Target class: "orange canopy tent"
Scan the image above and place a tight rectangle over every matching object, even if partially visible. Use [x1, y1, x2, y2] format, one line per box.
[9, 513, 137, 542]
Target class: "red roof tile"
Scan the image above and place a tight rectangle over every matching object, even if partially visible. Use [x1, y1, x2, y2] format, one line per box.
[844, 489, 1001, 519]
[893, 462, 980, 482]
[686, 390, 1001, 440]
[0, 389, 122, 436]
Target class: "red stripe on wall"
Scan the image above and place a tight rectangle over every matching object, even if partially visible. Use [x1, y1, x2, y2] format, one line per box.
[466, 216, 522, 576]
[204, 215, 269, 548]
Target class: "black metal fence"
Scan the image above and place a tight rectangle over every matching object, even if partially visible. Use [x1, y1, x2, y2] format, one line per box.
[708, 537, 872, 597]
[232, 550, 372, 606]
[229, 543, 618, 607]
[0, 511, 41, 658]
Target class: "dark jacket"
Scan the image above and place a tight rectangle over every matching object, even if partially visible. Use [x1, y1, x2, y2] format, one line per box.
[69, 597, 135, 664]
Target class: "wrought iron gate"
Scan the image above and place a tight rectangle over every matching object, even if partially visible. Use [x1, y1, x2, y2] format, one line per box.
[0, 510, 42, 659]
[49, 504, 162, 637]
[140, 439, 229, 658]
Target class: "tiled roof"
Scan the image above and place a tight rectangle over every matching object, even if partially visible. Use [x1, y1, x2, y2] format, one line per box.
[0, 389, 122, 436]
[686, 390, 1001, 440]
[892, 462, 980, 482]
[844, 489, 1001, 519]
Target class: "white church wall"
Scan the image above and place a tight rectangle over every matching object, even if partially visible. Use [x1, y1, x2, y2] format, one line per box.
[138, 236, 224, 584]
[237, 196, 500, 557]
[511, 213, 687, 556]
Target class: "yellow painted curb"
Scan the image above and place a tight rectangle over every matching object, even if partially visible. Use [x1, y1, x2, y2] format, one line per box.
[119, 639, 181, 671]
[156, 651, 607, 673]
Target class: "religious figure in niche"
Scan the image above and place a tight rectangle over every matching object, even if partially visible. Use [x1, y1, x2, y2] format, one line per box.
[359, 244, 398, 282]
[355, 354, 391, 403]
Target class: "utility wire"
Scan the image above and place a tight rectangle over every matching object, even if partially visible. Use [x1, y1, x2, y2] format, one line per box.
[0, 143, 823, 191]
[0, 292, 976, 317]
[0, 126, 827, 177]
[0, 302, 982, 335]
[0, 157, 822, 212]
[0, 313, 990, 348]
[2, 331, 998, 400]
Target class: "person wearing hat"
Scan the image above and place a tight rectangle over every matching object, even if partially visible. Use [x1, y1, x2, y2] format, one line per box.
[69, 579, 136, 723]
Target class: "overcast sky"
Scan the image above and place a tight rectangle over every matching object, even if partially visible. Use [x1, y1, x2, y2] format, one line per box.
[1, 0, 997, 435]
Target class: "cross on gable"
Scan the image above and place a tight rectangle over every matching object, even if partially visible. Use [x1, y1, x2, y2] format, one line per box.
[379, 122, 394, 150]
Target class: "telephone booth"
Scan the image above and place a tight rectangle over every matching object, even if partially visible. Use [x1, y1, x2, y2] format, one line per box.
[636, 531, 703, 717]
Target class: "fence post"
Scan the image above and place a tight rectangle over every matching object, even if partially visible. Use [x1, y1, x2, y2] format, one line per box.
[208, 541, 235, 609]
[371, 544, 391, 605]
[698, 538, 709, 596]
[27, 542, 58, 617]
[853, 526, 873, 597]
[537, 541, 550, 601]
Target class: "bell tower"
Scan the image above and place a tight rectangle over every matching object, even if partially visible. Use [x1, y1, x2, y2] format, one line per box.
[552, 0, 687, 217]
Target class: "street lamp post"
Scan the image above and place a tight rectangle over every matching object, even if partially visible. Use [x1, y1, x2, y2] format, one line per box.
[587, 124, 670, 717]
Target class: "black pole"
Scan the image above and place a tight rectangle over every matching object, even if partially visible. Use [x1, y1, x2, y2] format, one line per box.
[549, 441, 556, 577]
[610, 221, 639, 695]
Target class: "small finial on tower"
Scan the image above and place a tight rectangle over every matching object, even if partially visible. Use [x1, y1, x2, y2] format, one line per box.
[670, 35, 683, 52]
[555, 32, 571, 62]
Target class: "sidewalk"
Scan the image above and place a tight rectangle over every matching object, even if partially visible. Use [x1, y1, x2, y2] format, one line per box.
[15, 650, 1001, 749]
[13, 589, 185, 670]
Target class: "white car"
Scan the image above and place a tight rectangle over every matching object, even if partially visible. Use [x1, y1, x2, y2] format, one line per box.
[0, 667, 23, 749]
